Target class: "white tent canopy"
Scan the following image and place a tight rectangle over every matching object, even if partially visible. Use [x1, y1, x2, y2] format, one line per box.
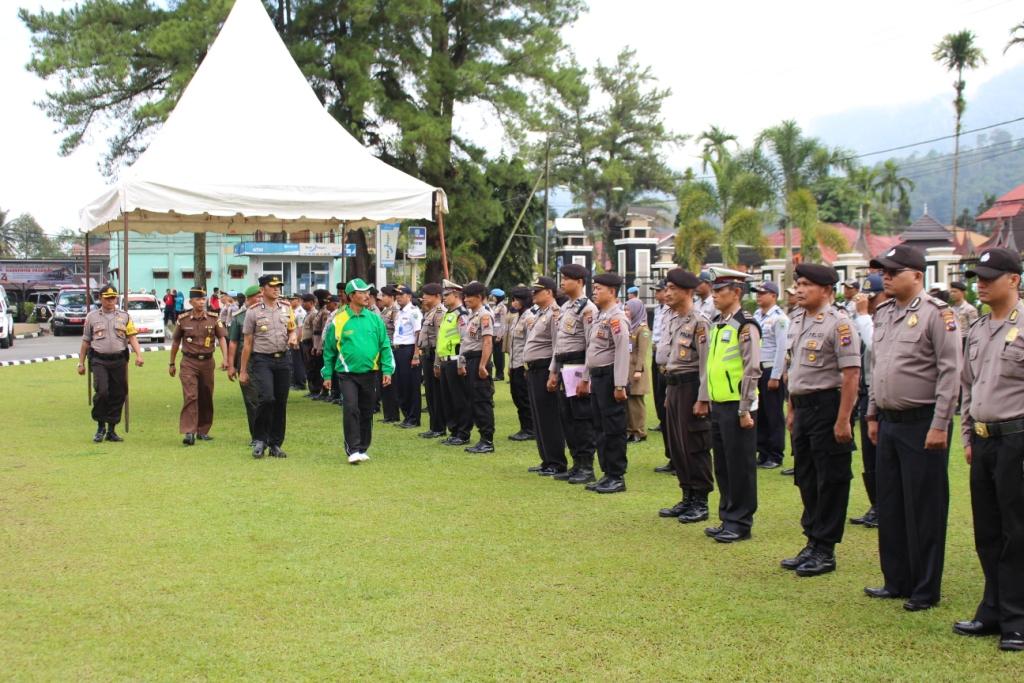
[81, 0, 445, 235]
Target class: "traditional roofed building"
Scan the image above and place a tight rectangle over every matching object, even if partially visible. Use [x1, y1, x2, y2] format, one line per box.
[977, 183, 1024, 251]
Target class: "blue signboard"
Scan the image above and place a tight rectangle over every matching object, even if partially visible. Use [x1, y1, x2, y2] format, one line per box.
[379, 223, 400, 268]
[344, 243, 357, 257]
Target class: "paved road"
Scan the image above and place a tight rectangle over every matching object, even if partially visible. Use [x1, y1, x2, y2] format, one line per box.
[0, 334, 168, 364]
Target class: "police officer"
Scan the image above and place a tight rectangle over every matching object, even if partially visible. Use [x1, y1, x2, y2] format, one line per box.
[656, 268, 713, 523]
[505, 287, 536, 441]
[849, 273, 886, 528]
[949, 280, 979, 342]
[460, 281, 496, 453]
[524, 276, 568, 475]
[955, 248, 1024, 651]
[299, 293, 321, 397]
[309, 289, 331, 400]
[391, 284, 423, 428]
[77, 285, 144, 442]
[752, 281, 789, 469]
[583, 272, 631, 493]
[651, 279, 669, 436]
[169, 287, 229, 445]
[227, 285, 262, 443]
[240, 274, 299, 459]
[780, 264, 861, 577]
[378, 285, 401, 423]
[695, 271, 716, 320]
[415, 282, 446, 438]
[864, 244, 961, 611]
[490, 288, 508, 381]
[703, 271, 761, 543]
[548, 263, 598, 483]
[437, 281, 472, 446]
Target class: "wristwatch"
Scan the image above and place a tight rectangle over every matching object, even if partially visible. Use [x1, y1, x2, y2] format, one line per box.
[615, 385, 626, 391]
[738, 410, 751, 419]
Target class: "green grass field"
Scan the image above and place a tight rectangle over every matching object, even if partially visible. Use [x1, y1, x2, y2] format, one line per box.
[1, 353, 1016, 680]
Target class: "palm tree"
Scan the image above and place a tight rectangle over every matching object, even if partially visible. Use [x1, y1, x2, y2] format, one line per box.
[1007, 20, 1024, 53]
[697, 126, 738, 172]
[0, 208, 16, 257]
[788, 188, 850, 262]
[876, 160, 916, 224]
[933, 30, 987, 227]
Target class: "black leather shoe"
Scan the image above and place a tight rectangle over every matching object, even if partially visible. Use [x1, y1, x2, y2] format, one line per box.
[537, 466, 564, 476]
[864, 586, 904, 599]
[585, 476, 609, 491]
[780, 467, 795, 476]
[704, 525, 724, 538]
[196, 434, 213, 441]
[653, 461, 675, 474]
[183, 433, 196, 446]
[269, 445, 287, 458]
[508, 431, 532, 441]
[399, 421, 420, 429]
[252, 441, 266, 459]
[380, 418, 398, 424]
[93, 429, 106, 443]
[442, 437, 468, 446]
[781, 544, 815, 570]
[758, 460, 781, 470]
[850, 506, 876, 525]
[678, 499, 709, 524]
[714, 529, 751, 544]
[527, 464, 545, 473]
[551, 468, 574, 481]
[862, 508, 879, 528]
[568, 469, 596, 485]
[627, 435, 647, 444]
[903, 600, 937, 612]
[419, 430, 444, 438]
[1000, 632, 1024, 651]
[105, 430, 123, 442]
[650, 425, 663, 432]
[952, 620, 1000, 637]
[795, 550, 836, 577]
[465, 440, 495, 454]
[659, 501, 689, 518]
[595, 477, 626, 494]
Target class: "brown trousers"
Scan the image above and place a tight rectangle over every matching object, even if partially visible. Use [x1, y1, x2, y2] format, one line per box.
[180, 356, 215, 434]
[626, 395, 646, 437]
[665, 380, 713, 493]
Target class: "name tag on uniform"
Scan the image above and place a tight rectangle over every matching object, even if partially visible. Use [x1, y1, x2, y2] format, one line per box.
[722, 329, 732, 342]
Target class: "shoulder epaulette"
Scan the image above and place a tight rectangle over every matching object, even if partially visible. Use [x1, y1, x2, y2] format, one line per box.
[876, 298, 896, 310]
[573, 298, 587, 314]
[926, 297, 949, 309]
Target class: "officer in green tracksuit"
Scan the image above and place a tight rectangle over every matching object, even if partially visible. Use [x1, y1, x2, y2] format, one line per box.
[701, 271, 762, 544]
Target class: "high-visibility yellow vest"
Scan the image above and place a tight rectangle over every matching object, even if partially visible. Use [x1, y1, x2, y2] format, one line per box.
[706, 311, 757, 403]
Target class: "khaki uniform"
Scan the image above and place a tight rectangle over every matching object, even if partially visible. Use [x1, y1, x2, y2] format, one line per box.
[379, 302, 401, 421]
[867, 290, 962, 606]
[506, 307, 535, 437]
[492, 301, 508, 379]
[462, 305, 495, 442]
[173, 310, 227, 435]
[952, 299, 979, 340]
[524, 304, 560, 364]
[242, 300, 297, 448]
[523, 303, 566, 470]
[550, 296, 598, 472]
[418, 303, 446, 434]
[585, 303, 630, 478]
[83, 308, 137, 426]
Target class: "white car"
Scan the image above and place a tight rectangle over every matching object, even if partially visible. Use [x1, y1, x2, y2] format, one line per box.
[124, 294, 166, 342]
[0, 285, 14, 349]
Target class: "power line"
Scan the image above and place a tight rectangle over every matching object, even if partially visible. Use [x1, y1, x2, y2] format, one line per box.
[886, 136, 1024, 172]
[901, 144, 1024, 180]
[846, 115, 1024, 160]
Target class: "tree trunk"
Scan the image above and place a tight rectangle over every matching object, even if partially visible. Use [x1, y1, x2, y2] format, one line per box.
[951, 114, 961, 228]
[194, 232, 207, 289]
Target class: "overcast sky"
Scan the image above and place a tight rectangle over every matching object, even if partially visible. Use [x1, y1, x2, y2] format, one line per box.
[3, 0, 1023, 232]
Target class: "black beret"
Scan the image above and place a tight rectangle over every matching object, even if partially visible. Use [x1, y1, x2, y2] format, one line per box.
[421, 283, 442, 296]
[795, 263, 839, 286]
[665, 268, 700, 289]
[327, 294, 340, 303]
[966, 248, 1023, 279]
[379, 285, 397, 296]
[532, 276, 557, 292]
[560, 263, 588, 281]
[593, 272, 624, 288]
[336, 282, 345, 291]
[509, 287, 532, 302]
[869, 244, 926, 272]
[949, 280, 967, 291]
[189, 287, 207, 298]
[300, 293, 316, 302]
[463, 281, 487, 297]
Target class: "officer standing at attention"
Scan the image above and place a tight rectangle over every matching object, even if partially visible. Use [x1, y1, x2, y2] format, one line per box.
[240, 275, 299, 459]
[505, 287, 536, 441]
[650, 280, 669, 437]
[864, 244, 961, 611]
[696, 271, 717, 320]
[77, 285, 145, 443]
[377, 286, 402, 423]
[460, 281, 496, 453]
[949, 280, 979, 343]
[392, 284, 423, 428]
[414, 282, 446, 439]
[752, 281, 789, 470]
[227, 285, 262, 444]
[547, 263, 598, 484]
[954, 248, 1024, 651]
[780, 264, 861, 577]
[582, 272, 631, 493]
[624, 298, 651, 443]
[490, 288, 508, 381]
[299, 293, 321, 397]
[703, 271, 761, 543]
[169, 287, 229, 445]
[656, 268, 713, 524]
[437, 281, 472, 446]
[524, 277, 568, 475]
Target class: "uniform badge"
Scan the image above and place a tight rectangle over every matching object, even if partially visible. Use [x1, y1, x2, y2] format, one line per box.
[808, 353, 817, 362]
[806, 340, 817, 350]
[1007, 327, 1020, 343]
[610, 319, 621, 334]
[722, 329, 732, 342]
[941, 309, 956, 332]
[815, 313, 825, 322]
[837, 323, 852, 347]
[679, 348, 687, 359]
[1011, 310, 1019, 323]
[907, 314, 918, 328]
[260, 325, 268, 332]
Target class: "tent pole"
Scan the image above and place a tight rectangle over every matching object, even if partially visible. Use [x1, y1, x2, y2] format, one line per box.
[123, 213, 130, 434]
[84, 231, 92, 407]
[437, 205, 450, 280]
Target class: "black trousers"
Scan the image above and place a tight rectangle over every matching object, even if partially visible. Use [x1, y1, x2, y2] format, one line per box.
[857, 393, 877, 507]
[590, 366, 627, 478]
[464, 354, 495, 442]
[422, 351, 445, 433]
[970, 431, 1024, 633]
[665, 380, 713, 493]
[791, 390, 854, 552]
[339, 372, 377, 454]
[90, 356, 128, 425]
[756, 370, 786, 464]
[330, 371, 341, 400]
[380, 357, 400, 420]
[440, 360, 471, 440]
[250, 353, 291, 447]
[876, 415, 950, 604]
[710, 401, 758, 533]
[557, 373, 596, 470]
[493, 339, 506, 379]
[509, 366, 534, 434]
[289, 347, 305, 388]
[392, 344, 421, 424]
[652, 349, 666, 430]
[239, 367, 259, 440]
[302, 340, 323, 393]
[527, 364, 566, 469]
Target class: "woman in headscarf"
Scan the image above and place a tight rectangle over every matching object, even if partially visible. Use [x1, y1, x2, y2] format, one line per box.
[624, 297, 651, 443]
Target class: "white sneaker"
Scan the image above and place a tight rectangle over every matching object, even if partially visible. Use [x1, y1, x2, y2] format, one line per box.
[357, 452, 370, 462]
[347, 452, 362, 464]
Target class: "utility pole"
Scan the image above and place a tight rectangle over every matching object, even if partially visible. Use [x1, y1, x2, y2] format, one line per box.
[542, 133, 551, 277]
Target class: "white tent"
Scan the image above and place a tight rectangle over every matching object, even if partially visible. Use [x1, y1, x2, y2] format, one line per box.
[80, 0, 446, 236]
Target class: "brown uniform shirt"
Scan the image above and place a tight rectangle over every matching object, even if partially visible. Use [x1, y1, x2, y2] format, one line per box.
[524, 303, 560, 364]
[300, 305, 318, 342]
[585, 303, 631, 386]
[82, 308, 137, 354]
[381, 302, 399, 343]
[550, 296, 598, 373]
[492, 301, 508, 339]
[867, 291, 962, 432]
[663, 309, 711, 402]
[461, 305, 494, 354]
[960, 301, 1024, 445]
[952, 300, 979, 340]
[173, 310, 226, 357]
[242, 300, 296, 353]
[509, 307, 534, 370]
[784, 304, 861, 395]
[628, 322, 651, 395]
[417, 303, 445, 351]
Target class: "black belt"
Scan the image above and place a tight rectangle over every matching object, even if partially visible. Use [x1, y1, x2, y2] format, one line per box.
[253, 351, 287, 359]
[589, 365, 612, 377]
[555, 352, 585, 364]
[879, 404, 935, 423]
[463, 351, 483, 359]
[525, 358, 551, 371]
[183, 352, 213, 361]
[395, 344, 415, 348]
[972, 416, 1024, 439]
[90, 351, 126, 361]
[664, 372, 699, 386]
[791, 388, 840, 408]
